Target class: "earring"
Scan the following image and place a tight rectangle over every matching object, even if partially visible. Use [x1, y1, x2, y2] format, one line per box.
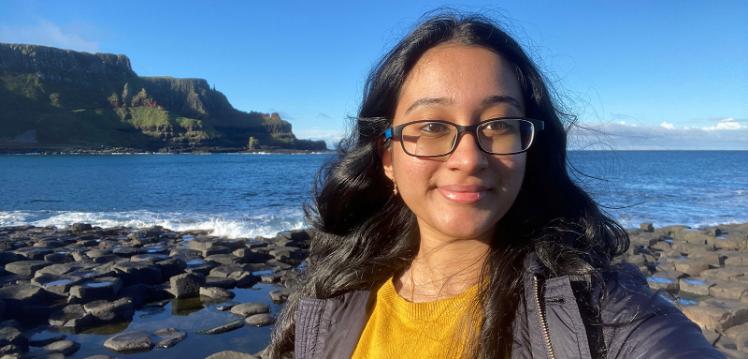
[393, 182, 398, 196]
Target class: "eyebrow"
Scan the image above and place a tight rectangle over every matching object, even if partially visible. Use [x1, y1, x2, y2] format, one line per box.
[404, 95, 523, 114]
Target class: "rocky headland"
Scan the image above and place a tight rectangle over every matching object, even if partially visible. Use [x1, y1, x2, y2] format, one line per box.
[0, 222, 746, 358]
[0, 43, 327, 154]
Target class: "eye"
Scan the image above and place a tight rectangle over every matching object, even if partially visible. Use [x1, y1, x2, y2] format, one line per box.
[481, 120, 514, 136]
[418, 122, 452, 136]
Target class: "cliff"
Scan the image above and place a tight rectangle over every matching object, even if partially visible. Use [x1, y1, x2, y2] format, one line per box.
[0, 43, 326, 152]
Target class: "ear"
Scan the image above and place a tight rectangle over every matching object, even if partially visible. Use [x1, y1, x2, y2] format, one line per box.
[379, 139, 394, 181]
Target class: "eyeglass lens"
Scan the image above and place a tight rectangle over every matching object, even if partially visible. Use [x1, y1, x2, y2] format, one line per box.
[400, 119, 534, 156]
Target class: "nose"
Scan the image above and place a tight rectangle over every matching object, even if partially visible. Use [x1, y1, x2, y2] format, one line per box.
[445, 130, 488, 172]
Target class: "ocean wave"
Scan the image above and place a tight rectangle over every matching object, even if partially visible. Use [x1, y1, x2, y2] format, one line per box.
[0, 209, 305, 239]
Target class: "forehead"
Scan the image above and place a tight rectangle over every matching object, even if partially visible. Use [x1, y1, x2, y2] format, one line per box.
[396, 43, 524, 116]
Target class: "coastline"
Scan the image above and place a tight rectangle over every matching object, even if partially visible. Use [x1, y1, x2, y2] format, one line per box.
[0, 146, 334, 156]
[0, 221, 746, 357]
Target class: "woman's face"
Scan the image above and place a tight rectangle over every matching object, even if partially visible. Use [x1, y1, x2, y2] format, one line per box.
[382, 43, 527, 243]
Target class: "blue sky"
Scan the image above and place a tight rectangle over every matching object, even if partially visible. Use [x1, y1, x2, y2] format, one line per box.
[1, 0, 746, 149]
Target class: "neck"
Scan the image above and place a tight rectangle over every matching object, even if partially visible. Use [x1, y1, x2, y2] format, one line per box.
[395, 230, 491, 303]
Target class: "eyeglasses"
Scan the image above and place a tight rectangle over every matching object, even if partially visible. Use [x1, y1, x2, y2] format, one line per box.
[383, 117, 544, 157]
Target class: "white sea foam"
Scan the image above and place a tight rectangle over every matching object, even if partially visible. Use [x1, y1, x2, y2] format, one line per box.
[0, 209, 305, 239]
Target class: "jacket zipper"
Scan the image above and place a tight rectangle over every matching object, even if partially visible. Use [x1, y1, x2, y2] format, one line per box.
[533, 275, 556, 359]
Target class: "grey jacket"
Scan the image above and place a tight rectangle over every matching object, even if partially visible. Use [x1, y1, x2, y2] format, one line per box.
[294, 253, 724, 358]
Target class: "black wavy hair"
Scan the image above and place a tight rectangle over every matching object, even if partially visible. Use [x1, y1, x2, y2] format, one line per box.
[268, 12, 629, 358]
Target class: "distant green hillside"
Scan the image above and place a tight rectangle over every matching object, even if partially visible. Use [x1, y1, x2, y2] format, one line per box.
[0, 43, 326, 152]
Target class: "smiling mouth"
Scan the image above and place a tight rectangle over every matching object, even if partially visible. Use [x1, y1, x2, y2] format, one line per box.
[437, 185, 491, 203]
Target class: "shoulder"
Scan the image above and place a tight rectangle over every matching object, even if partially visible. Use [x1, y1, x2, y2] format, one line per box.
[598, 263, 724, 358]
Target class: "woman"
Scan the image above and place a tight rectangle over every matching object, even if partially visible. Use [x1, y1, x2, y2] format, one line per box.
[268, 13, 722, 359]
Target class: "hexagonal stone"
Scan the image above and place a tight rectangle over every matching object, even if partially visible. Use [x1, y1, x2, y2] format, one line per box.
[682, 298, 748, 331]
[701, 267, 748, 281]
[83, 298, 134, 322]
[200, 319, 244, 335]
[710, 280, 748, 301]
[153, 328, 186, 348]
[48, 304, 97, 332]
[43, 339, 79, 355]
[230, 303, 269, 317]
[725, 253, 748, 267]
[679, 277, 715, 296]
[4, 260, 49, 276]
[103, 331, 153, 353]
[646, 274, 679, 292]
[673, 258, 712, 277]
[205, 350, 258, 359]
[269, 288, 291, 303]
[199, 287, 234, 300]
[244, 313, 274, 327]
[169, 273, 204, 298]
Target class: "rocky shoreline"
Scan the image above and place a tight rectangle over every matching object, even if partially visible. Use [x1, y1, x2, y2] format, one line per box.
[0, 222, 746, 358]
[0, 224, 306, 358]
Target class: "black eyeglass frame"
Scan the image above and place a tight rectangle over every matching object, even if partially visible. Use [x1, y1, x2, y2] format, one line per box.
[382, 117, 545, 157]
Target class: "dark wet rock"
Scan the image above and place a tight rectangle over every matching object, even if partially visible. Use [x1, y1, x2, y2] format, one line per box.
[28, 332, 66, 347]
[230, 303, 269, 317]
[230, 271, 258, 288]
[129, 254, 168, 263]
[205, 276, 236, 289]
[68, 277, 122, 302]
[238, 249, 272, 264]
[153, 327, 186, 348]
[0, 253, 24, 266]
[200, 319, 244, 334]
[70, 223, 92, 233]
[84, 249, 111, 259]
[0, 283, 62, 321]
[4, 260, 49, 276]
[43, 339, 79, 355]
[205, 350, 258, 359]
[206, 254, 243, 266]
[43, 252, 74, 264]
[199, 287, 234, 300]
[83, 298, 134, 322]
[0, 327, 27, 353]
[245, 313, 274, 327]
[48, 304, 97, 331]
[113, 261, 162, 286]
[30, 273, 79, 296]
[103, 331, 153, 353]
[168, 273, 204, 298]
[209, 264, 248, 279]
[119, 284, 151, 308]
[13, 247, 53, 261]
[154, 257, 186, 278]
[112, 246, 144, 257]
[269, 288, 291, 303]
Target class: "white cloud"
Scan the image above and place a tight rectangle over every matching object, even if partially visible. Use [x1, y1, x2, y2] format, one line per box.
[703, 118, 742, 131]
[0, 19, 98, 52]
[568, 118, 748, 150]
[660, 122, 675, 130]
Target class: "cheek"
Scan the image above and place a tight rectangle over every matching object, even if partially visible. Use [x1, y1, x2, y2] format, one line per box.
[494, 155, 527, 190]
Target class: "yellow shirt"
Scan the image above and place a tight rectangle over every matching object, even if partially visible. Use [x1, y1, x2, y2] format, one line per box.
[351, 277, 481, 359]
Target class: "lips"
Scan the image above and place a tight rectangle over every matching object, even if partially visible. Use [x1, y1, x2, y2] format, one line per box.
[437, 184, 491, 203]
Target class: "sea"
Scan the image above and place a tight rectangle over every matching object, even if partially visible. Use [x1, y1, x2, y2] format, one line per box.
[1, 151, 747, 237]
